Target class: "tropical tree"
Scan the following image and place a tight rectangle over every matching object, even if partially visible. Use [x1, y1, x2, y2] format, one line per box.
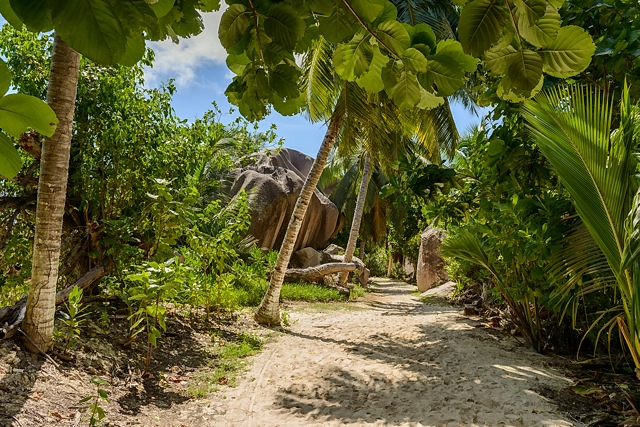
[523, 84, 640, 377]
[1, 0, 219, 352]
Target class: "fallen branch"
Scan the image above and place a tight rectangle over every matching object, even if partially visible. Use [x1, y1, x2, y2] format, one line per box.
[284, 262, 356, 296]
[0, 264, 108, 340]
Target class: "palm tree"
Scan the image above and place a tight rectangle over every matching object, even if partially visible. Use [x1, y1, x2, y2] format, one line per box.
[523, 84, 640, 377]
[22, 34, 81, 352]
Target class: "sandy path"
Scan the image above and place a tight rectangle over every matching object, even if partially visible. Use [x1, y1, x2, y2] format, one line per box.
[160, 279, 581, 427]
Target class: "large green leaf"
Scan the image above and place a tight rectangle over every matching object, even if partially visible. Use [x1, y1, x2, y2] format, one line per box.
[0, 59, 11, 97]
[416, 88, 444, 109]
[356, 45, 389, 93]
[422, 54, 465, 96]
[376, 20, 411, 56]
[435, 40, 478, 72]
[402, 47, 428, 73]
[540, 26, 595, 78]
[483, 36, 519, 74]
[516, 3, 560, 48]
[459, 0, 507, 56]
[349, 0, 386, 23]
[9, 0, 52, 32]
[385, 70, 427, 110]
[507, 49, 543, 92]
[318, 6, 358, 44]
[218, 4, 250, 50]
[51, 0, 127, 65]
[412, 23, 436, 50]
[269, 63, 301, 99]
[148, 0, 175, 18]
[334, 32, 375, 81]
[0, 133, 21, 180]
[0, 0, 23, 29]
[119, 34, 146, 66]
[264, 4, 305, 51]
[0, 93, 58, 138]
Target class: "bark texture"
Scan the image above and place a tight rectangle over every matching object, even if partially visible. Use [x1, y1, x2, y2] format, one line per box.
[254, 113, 343, 325]
[22, 35, 81, 353]
[339, 152, 373, 285]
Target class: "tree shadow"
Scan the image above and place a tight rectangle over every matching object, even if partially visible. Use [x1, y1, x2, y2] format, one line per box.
[0, 338, 44, 426]
[276, 294, 583, 425]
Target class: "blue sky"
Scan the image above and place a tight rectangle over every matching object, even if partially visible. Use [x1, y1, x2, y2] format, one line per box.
[144, 10, 488, 157]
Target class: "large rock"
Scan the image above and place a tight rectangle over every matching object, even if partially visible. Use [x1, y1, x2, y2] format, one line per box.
[229, 148, 341, 251]
[416, 226, 449, 292]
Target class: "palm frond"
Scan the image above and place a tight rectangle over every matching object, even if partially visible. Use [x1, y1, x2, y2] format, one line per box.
[302, 36, 338, 122]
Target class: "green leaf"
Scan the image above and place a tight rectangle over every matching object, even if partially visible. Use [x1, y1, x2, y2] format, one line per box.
[377, 20, 411, 56]
[435, 39, 478, 72]
[318, 6, 358, 44]
[119, 34, 146, 66]
[269, 64, 300, 99]
[226, 52, 250, 75]
[540, 26, 595, 78]
[513, 0, 545, 19]
[483, 36, 519, 74]
[0, 133, 22, 180]
[0, 60, 10, 97]
[0, 94, 58, 138]
[349, 0, 386, 23]
[416, 88, 444, 109]
[356, 45, 389, 92]
[148, 0, 175, 18]
[402, 47, 428, 73]
[516, 3, 560, 48]
[264, 3, 305, 51]
[487, 138, 505, 156]
[51, 0, 127, 65]
[333, 32, 374, 81]
[218, 4, 250, 50]
[0, 0, 23, 29]
[507, 49, 543, 91]
[421, 54, 465, 96]
[9, 0, 52, 32]
[272, 93, 304, 116]
[412, 23, 436, 51]
[459, 0, 507, 56]
[385, 70, 422, 110]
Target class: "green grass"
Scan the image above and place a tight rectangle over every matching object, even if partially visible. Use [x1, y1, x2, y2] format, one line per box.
[187, 332, 263, 398]
[280, 281, 347, 302]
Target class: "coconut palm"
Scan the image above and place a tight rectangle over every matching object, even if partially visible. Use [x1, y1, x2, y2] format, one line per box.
[22, 35, 81, 352]
[522, 84, 640, 377]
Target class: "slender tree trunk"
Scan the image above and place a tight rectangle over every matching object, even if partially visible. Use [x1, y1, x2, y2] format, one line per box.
[339, 152, 372, 285]
[254, 113, 343, 325]
[359, 237, 366, 259]
[22, 35, 80, 353]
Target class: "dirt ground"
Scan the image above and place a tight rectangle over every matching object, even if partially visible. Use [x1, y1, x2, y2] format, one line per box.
[1, 278, 637, 426]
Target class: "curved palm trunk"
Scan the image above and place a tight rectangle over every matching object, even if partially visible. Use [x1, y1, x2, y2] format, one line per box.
[23, 34, 80, 353]
[254, 113, 344, 325]
[339, 152, 373, 285]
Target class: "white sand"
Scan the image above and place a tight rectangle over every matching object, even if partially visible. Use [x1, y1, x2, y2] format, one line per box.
[149, 279, 581, 427]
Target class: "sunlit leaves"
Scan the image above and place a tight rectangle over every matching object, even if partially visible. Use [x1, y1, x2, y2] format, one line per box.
[402, 47, 428, 72]
[0, 93, 58, 138]
[508, 50, 543, 92]
[540, 26, 595, 78]
[376, 20, 411, 56]
[0, 133, 21, 179]
[516, 3, 560, 47]
[459, 0, 507, 56]
[349, 0, 386, 23]
[333, 32, 375, 81]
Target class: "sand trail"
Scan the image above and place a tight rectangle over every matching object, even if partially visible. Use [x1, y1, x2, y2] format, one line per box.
[156, 279, 581, 427]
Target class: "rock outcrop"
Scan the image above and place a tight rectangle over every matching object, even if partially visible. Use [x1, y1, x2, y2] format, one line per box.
[229, 148, 341, 252]
[416, 226, 449, 292]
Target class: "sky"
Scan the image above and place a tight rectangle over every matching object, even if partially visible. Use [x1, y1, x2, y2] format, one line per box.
[141, 10, 488, 157]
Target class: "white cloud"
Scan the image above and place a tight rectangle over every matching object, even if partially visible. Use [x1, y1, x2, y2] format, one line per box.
[144, 7, 228, 88]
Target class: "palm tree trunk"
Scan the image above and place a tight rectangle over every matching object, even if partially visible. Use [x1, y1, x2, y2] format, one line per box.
[254, 113, 344, 325]
[22, 34, 80, 353]
[339, 152, 372, 285]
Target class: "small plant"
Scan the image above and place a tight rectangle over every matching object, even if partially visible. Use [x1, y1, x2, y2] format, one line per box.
[125, 258, 184, 366]
[80, 376, 110, 426]
[58, 285, 88, 354]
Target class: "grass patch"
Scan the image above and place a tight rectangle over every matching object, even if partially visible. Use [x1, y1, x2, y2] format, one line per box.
[280, 281, 347, 302]
[187, 332, 263, 397]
